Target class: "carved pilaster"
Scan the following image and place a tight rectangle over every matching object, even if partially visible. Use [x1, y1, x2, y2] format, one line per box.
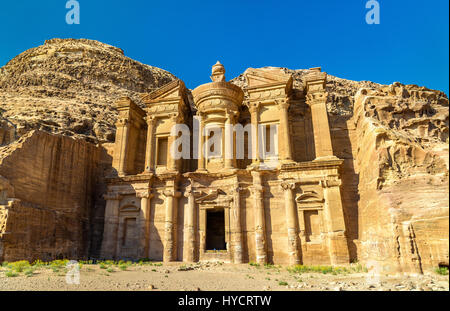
[277, 99, 293, 162]
[100, 193, 122, 259]
[144, 117, 156, 173]
[197, 112, 206, 172]
[281, 181, 301, 265]
[116, 118, 130, 176]
[136, 190, 154, 259]
[320, 178, 349, 265]
[183, 186, 200, 262]
[230, 185, 244, 263]
[168, 114, 179, 171]
[162, 186, 182, 262]
[304, 69, 336, 161]
[250, 170, 267, 264]
[224, 111, 235, 169]
[249, 102, 260, 164]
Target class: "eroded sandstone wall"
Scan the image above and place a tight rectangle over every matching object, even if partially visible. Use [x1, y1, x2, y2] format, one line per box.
[352, 85, 449, 273]
[0, 130, 104, 261]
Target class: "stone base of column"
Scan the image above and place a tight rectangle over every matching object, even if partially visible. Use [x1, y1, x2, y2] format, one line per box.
[247, 161, 261, 170]
[140, 169, 154, 175]
[313, 155, 339, 162]
[327, 231, 350, 265]
[220, 167, 237, 174]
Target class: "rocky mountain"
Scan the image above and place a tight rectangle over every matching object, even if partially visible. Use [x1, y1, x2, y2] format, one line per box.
[0, 39, 176, 143]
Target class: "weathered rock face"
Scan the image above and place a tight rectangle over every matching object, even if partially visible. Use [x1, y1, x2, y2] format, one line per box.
[0, 130, 102, 261]
[0, 39, 176, 143]
[353, 85, 449, 273]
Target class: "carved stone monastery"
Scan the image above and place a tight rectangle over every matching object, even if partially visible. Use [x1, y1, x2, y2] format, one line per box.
[101, 63, 350, 265]
[0, 39, 448, 274]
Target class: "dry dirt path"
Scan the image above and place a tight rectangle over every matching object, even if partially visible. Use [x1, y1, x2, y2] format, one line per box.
[0, 262, 448, 291]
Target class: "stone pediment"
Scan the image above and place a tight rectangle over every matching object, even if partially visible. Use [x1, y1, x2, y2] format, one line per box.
[195, 189, 229, 204]
[295, 191, 324, 204]
[245, 68, 293, 89]
[142, 80, 186, 103]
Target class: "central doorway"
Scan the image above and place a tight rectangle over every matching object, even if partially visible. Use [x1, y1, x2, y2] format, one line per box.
[206, 208, 226, 250]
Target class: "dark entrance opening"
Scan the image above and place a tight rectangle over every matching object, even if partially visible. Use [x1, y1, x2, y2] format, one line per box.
[206, 209, 226, 250]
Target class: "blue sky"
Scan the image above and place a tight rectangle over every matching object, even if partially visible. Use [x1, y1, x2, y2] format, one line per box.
[0, 0, 448, 94]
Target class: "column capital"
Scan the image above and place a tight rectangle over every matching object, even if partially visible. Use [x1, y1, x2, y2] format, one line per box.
[169, 113, 179, 123]
[146, 116, 157, 126]
[136, 190, 154, 199]
[306, 92, 328, 106]
[231, 185, 244, 195]
[320, 179, 342, 188]
[163, 189, 182, 198]
[249, 102, 261, 114]
[115, 118, 129, 127]
[184, 187, 202, 198]
[280, 181, 296, 191]
[276, 98, 290, 110]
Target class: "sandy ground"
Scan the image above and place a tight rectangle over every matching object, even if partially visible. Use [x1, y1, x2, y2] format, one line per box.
[0, 262, 448, 291]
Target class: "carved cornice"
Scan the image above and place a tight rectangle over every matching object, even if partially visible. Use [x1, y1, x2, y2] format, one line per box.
[142, 80, 185, 102]
[280, 158, 343, 172]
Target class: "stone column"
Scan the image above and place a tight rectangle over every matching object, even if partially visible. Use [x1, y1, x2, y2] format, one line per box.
[167, 114, 178, 171]
[321, 179, 350, 265]
[116, 118, 130, 175]
[224, 111, 234, 169]
[251, 171, 267, 264]
[199, 209, 206, 254]
[230, 185, 244, 263]
[249, 103, 260, 164]
[304, 70, 336, 160]
[278, 99, 293, 162]
[100, 193, 121, 259]
[144, 117, 156, 173]
[163, 183, 181, 262]
[183, 187, 197, 262]
[197, 113, 206, 171]
[137, 190, 153, 259]
[281, 181, 301, 265]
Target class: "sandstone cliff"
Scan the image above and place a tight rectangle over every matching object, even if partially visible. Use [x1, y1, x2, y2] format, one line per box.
[353, 85, 449, 273]
[0, 130, 101, 261]
[0, 39, 176, 143]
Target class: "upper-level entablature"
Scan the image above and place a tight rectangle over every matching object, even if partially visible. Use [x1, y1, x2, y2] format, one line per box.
[116, 97, 146, 128]
[141, 79, 191, 119]
[303, 67, 328, 94]
[245, 68, 293, 104]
